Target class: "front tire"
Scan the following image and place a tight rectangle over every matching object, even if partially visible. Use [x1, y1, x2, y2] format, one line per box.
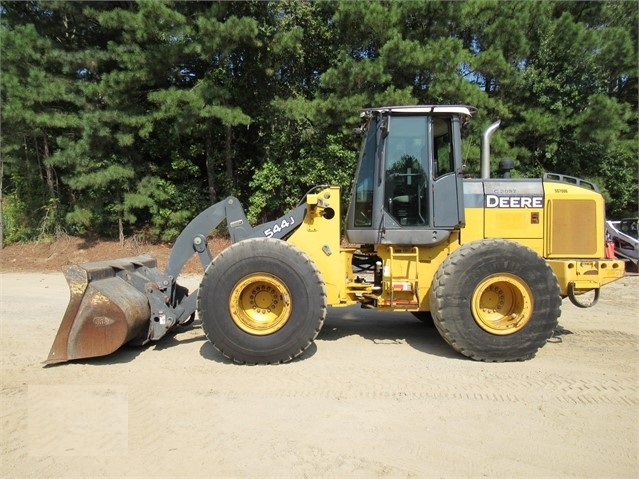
[197, 238, 327, 364]
[429, 239, 561, 362]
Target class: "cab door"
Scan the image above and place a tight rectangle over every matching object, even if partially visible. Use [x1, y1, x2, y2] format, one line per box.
[432, 116, 465, 228]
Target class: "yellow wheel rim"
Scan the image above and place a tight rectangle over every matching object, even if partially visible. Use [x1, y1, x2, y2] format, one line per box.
[229, 273, 292, 335]
[471, 273, 533, 335]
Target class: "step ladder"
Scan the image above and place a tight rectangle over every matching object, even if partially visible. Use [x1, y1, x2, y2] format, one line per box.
[384, 246, 419, 307]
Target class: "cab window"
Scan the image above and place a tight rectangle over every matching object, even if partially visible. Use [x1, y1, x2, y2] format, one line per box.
[384, 116, 428, 226]
[433, 118, 453, 178]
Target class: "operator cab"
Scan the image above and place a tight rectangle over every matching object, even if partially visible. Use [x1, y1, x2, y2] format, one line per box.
[346, 105, 475, 245]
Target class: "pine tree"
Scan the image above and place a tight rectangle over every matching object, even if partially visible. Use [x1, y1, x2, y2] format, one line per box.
[1, 2, 85, 241]
[1, 0, 635, 243]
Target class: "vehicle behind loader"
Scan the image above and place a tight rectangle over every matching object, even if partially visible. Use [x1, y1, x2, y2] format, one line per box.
[46, 105, 625, 365]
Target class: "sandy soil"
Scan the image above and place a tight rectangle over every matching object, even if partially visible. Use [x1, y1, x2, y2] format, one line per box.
[0, 240, 637, 478]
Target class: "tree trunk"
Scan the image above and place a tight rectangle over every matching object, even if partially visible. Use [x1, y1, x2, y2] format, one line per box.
[225, 125, 233, 180]
[42, 136, 57, 198]
[118, 213, 124, 247]
[205, 120, 217, 204]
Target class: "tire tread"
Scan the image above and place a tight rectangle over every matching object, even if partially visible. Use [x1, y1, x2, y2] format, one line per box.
[430, 239, 561, 362]
[198, 238, 326, 364]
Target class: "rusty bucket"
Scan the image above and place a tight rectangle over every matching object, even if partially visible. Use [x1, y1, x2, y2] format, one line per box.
[45, 255, 159, 364]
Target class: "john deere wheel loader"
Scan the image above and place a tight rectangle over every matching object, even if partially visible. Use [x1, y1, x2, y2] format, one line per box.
[46, 105, 624, 365]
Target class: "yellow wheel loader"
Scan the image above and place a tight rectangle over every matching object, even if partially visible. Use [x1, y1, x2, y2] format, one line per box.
[46, 105, 625, 365]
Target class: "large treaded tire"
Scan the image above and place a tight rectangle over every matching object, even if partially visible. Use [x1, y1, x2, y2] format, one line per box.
[429, 239, 561, 362]
[197, 238, 327, 364]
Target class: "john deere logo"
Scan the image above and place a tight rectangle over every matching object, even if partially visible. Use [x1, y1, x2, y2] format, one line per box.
[486, 195, 543, 208]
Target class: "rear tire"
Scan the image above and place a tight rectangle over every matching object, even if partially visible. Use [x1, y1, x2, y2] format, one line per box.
[198, 238, 326, 364]
[429, 239, 561, 362]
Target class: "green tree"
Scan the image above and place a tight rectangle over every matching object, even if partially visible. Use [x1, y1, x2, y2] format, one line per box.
[1, 0, 636, 245]
[246, 1, 353, 222]
[1, 3, 85, 241]
[506, 2, 637, 216]
[56, 1, 196, 240]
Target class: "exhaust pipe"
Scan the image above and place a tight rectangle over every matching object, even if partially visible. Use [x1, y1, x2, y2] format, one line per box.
[480, 120, 501, 179]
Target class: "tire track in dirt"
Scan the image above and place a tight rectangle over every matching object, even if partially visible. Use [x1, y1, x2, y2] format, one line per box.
[154, 373, 637, 406]
[566, 329, 638, 348]
[26, 385, 128, 457]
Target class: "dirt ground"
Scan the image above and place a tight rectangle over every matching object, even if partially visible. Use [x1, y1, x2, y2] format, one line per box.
[0, 235, 231, 274]
[0, 238, 638, 478]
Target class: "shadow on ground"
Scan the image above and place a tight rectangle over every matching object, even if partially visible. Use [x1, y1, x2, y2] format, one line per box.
[318, 306, 462, 360]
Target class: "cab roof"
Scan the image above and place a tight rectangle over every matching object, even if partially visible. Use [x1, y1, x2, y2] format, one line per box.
[361, 105, 476, 117]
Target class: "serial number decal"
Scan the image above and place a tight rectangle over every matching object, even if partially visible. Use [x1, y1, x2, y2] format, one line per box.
[264, 216, 296, 238]
[486, 195, 543, 208]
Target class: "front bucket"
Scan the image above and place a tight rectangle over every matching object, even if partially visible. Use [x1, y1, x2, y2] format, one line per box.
[46, 255, 158, 364]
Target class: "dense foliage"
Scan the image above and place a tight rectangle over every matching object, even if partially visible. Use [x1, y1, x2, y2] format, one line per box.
[1, 0, 637, 245]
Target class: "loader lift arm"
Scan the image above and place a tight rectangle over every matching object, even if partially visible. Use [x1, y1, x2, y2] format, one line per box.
[165, 196, 307, 279]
